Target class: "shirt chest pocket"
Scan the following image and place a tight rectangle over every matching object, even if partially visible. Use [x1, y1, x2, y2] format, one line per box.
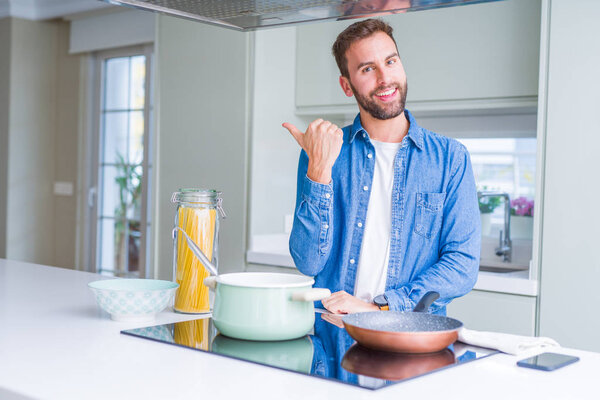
[414, 192, 446, 239]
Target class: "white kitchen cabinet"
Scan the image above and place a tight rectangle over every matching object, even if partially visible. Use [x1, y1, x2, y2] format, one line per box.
[536, 0, 600, 352]
[296, 0, 540, 111]
[447, 290, 536, 336]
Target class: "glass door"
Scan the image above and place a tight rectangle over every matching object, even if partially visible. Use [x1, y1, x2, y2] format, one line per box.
[90, 45, 154, 277]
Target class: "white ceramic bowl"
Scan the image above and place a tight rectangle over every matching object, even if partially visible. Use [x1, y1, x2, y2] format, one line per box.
[88, 279, 179, 322]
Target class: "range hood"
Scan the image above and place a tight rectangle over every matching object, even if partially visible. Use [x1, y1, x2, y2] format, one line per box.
[104, 0, 503, 31]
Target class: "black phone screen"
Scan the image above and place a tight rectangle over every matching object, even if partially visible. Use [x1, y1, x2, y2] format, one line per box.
[517, 352, 580, 371]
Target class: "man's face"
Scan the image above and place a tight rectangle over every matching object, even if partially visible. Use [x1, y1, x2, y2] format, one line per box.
[339, 31, 407, 121]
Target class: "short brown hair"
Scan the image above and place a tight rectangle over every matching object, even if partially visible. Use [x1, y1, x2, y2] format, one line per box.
[332, 19, 397, 78]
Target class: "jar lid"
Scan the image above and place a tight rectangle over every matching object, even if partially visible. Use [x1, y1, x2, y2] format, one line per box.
[172, 188, 220, 203]
[171, 189, 226, 218]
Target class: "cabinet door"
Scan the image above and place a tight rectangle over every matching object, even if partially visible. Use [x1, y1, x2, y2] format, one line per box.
[296, 0, 540, 108]
[296, 19, 356, 109]
[446, 290, 536, 336]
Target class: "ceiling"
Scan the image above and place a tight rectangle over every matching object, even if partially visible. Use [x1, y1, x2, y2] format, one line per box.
[0, 0, 111, 20]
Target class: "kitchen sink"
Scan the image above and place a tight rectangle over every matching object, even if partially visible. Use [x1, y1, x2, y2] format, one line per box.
[479, 236, 532, 272]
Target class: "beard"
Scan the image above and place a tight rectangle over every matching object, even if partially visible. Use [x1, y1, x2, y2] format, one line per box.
[349, 80, 407, 120]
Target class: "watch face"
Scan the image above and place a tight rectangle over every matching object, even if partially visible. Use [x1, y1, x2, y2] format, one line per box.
[373, 294, 387, 307]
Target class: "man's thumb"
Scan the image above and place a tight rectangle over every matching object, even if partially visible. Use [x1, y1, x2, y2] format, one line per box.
[282, 122, 304, 146]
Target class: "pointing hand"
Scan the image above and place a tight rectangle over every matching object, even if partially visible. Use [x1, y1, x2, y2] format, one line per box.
[282, 119, 343, 184]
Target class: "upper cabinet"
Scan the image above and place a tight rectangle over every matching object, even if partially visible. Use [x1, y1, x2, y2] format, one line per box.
[296, 0, 541, 112]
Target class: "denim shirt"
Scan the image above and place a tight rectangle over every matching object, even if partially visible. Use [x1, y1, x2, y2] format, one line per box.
[289, 110, 480, 315]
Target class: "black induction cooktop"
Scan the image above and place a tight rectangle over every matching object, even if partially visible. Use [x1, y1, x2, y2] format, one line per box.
[121, 312, 498, 390]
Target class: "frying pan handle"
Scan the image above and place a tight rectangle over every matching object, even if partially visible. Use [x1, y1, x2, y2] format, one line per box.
[413, 291, 440, 313]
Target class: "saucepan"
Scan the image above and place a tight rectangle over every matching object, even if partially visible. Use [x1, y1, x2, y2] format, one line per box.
[342, 292, 463, 353]
[204, 273, 329, 341]
[176, 228, 330, 341]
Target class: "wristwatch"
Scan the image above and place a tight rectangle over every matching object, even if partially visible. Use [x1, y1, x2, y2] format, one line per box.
[373, 294, 389, 311]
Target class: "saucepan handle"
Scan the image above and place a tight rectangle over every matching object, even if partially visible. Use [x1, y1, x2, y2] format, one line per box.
[413, 291, 440, 313]
[203, 276, 217, 289]
[291, 288, 331, 302]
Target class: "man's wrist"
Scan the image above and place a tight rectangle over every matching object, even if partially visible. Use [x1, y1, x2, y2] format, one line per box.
[307, 162, 332, 184]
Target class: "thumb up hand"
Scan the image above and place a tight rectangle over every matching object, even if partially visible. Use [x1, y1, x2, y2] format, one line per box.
[282, 119, 343, 184]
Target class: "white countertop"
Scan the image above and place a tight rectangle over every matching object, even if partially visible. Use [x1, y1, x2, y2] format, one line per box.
[247, 234, 538, 296]
[1, 259, 596, 400]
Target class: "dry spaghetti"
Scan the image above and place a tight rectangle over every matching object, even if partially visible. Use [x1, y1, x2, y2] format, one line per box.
[173, 206, 216, 313]
[173, 318, 211, 350]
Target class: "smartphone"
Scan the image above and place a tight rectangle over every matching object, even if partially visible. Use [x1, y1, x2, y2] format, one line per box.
[517, 352, 580, 371]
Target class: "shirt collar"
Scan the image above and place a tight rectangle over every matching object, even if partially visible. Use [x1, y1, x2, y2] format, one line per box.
[349, 109, 424, 150]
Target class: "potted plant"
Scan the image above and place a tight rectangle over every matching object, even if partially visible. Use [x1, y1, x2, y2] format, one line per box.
[478, 192, 502, 236]
[510, 197, 534, 239]
[114, 153, 143, 275]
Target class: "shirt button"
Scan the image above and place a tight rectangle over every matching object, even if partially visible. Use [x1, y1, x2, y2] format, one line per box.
[363, 186, 369, 191]
[349, 259, 355, 264]
[323, 224, 329, 229]
[325, 193, 331, 199]
[362, 133, 366, 138]
[367, 153, 373, 159]
[357, 222, 363, 228]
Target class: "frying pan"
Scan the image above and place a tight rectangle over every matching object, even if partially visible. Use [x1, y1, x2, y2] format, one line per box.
[342, 292, 463, 353]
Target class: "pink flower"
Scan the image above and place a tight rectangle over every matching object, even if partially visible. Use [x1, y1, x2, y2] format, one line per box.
[510, 197, 534, 217]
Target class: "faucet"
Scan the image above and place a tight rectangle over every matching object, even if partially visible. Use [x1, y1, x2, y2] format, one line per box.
[478, 191, 512, 262]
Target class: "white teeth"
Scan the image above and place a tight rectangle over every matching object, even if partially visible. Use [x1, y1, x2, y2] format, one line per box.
[376, 88, 395, 97]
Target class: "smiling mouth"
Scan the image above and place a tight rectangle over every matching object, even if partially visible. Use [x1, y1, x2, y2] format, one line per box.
[374, 87, 397, 100]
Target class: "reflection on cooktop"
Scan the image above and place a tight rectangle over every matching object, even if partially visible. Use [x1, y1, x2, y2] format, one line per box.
[121, 313, 497, 390]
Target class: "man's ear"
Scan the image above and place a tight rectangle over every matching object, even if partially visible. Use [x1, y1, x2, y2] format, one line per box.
[339, 76, 354, 97]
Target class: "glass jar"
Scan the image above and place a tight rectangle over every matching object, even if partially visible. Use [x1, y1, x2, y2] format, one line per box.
[171, 188, 225, 314]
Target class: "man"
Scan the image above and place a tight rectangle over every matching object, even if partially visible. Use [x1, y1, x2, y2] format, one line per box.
[283, 19, 480, 315]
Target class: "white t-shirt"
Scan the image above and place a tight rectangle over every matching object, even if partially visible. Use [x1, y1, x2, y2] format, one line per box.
[354, 139, 402, 303]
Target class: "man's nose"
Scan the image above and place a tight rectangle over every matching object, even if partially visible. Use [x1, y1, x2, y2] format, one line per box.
[376, 67, 391, 86]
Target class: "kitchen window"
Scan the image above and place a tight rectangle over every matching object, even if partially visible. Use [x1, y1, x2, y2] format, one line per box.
[458, 137, 537, 229]
[90, 45, 154, 278]
[459, 138, 536, 197]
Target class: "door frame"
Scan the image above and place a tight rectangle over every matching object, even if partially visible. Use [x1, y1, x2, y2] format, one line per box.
[79, 44, 154, 277]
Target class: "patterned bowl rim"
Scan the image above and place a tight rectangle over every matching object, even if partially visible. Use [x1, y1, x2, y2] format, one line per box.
[88, 279, 179, 292]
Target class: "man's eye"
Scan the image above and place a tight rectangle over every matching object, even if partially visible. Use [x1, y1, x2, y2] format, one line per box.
[363, 66, 373, 72]
[387, 59, 396, 65]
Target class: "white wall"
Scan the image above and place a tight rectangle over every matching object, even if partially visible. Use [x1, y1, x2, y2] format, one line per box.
[6, 18, 58, 264]
[154, 15, 251, 280]
[0, 17, 80, 268]
[0, 18, 9, 258]
[69, 9, 155, 54]
[53, 21, 80, 268]
[538, 0, 600, 351]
